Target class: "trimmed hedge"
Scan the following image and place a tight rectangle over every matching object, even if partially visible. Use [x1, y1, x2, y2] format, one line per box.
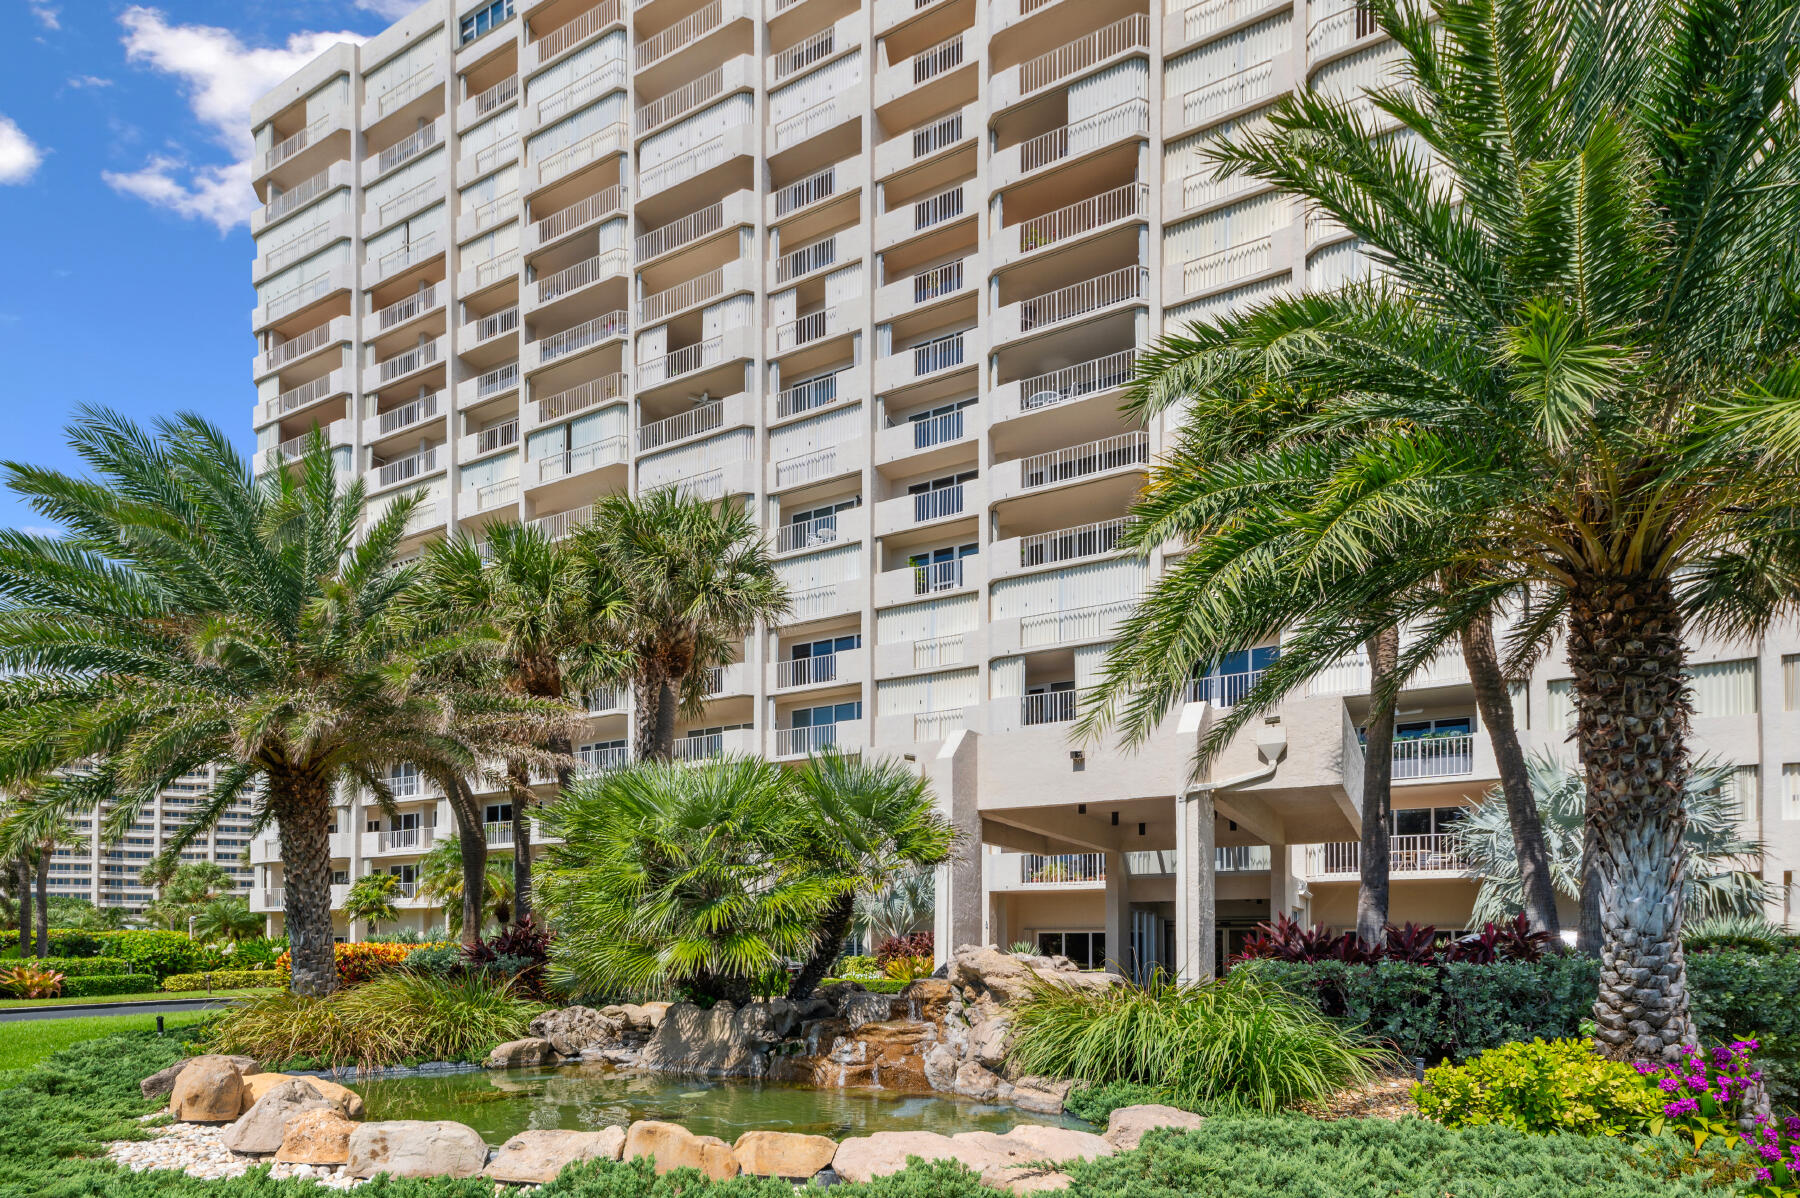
[58, 974, 158, 998]
[1686, 947, 1800, 1110]
[1, 957, 137, 978]
[160, 970, 287, 993]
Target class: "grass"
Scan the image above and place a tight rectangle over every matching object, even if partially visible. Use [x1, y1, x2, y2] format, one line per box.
[0, 1010, 210, 1074]
[0, 988, 279, 1010]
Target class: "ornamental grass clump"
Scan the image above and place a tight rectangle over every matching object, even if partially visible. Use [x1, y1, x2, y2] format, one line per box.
[1006, 969, 1387, 1112]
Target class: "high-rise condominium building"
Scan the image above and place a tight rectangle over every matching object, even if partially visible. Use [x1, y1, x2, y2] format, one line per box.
[248, 0, 1798, 969]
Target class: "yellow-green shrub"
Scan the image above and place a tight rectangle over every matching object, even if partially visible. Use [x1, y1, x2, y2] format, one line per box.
[160, 970, 287, 993]
[1415, 1038, 1663, 1136]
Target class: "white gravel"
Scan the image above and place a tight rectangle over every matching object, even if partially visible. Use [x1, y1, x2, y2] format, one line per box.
[105, 1118, 363, 1189]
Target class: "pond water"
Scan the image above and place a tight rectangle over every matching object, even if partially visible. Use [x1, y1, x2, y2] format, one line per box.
[347, 1064, 1089, 1145]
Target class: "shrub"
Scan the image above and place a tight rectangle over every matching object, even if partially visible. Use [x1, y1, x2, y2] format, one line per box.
[834, 953, 880, 978]
[96, 931, 218, 980]
[0, 956, 136, 978]
[874, 932, 933, 966]
[206, 971, 546, 1069]
[1238, 912, 1553, 965]
[1686, 948, 1800, 1110]
[404, 942, 464, 976]
[215, 937, 286, 970]
[60, 974, 157, 998]
[882, 954, 933, 982]
[1683, 915, 1800, 955]
[0, 965, 65, 998]
[273, 940, 440, 986]
[1007, 969, 1389, 1112]
[462, 916, 555, 999]
[1415, 1038, 1663, 1136]
[1064, 1080, 1186, 1124]
[823, 977, 908, 994]
[159, 970, 287, 993]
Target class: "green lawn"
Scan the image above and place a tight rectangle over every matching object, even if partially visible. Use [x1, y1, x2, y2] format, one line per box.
[0, 988, 278, 1011]
[0, 1010, 211, 1074]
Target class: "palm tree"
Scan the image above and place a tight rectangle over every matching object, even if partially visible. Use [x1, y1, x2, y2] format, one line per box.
[192, 896, 266, 943]
[1081, 0, 1800, 1060]
[785, 753, 958, 999]
[344, 873, 401, 937]
[406, 523, 627, 927]
[0, 410, 570, 995]
[857, 869, 936, 950]
[416, 836, 514, 937]
[537, 758, 836, 1003]
[571, 491, 788, 763]
[140, 861, 237, 933]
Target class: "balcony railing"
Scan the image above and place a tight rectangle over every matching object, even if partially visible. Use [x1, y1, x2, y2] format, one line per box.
[536, 372, 628, 422]
[373, 231, 442, 279]
[776, 370, 841, 417]
[475, 360, 520, 399]
[774, 309, 830, 352]
[264, 115, 333, 172]
[535, 0, 622, 61]
[777, 237, 837, 283]
[899, 407, 966, 449]
[578, 743, 629, 773]
[776, 653, 844, 688]
[1017, 266, 1147, 333]
[636, 200, 724, 261]
[1019, 517, 1126, 567]
[376, 122, 440, 175]
[1015, 183, 1147, 254]
[1016, 14, 1148, 97]
[641, 267, 726, 321]
[263, 168, 333, 224]
[637, 399, 723, 450]
[910, 557, 969, 593]
[1185, 237, 1275, 293]
[1021, 688, 1087, 726]
[263, 322, 333, 372]
[537, 436, 629, 481]
[529, 504, 594, 541]
[467, 476, 519, 511]
[1305, 833, 1465, 877]
[264, 273, 336, 321]
[672, 730, 725, 760]
[912, 331, 965, 376]
[911, 33, 964, 84]
[374, 284, 439, 331]
[378, 392, 440, 436]
[377, 179, 439, 227]
[1307, 0, 1380, 56]
[485, 821, 514, 846]
[774, 166, 836, 217]
[377, 826, 433, 852]
[636, 0, 724, 68]
[1015, 349, 1135, 412]
[912, 633, 965, 669]
[1020, 852, 1104, 884]
[1393, 734, 1476, 779]
[540, 60, 628, 125]
[643, 336, 724, 385]
[914, 709, 966, 740]
[265, 374, 332, 421]
[471, 306, 519, 343]
[1187, 0, 1276, 41]
[537, 310, 628, 363]
[1020, 597, 1135, 647]
[774, 440, 858, 487]
[774, 27, 838, 81]
[465, 190, 519, 234]
[473, 419, 519, 454]
[1184, 667, 1265, 708]
[911, 484, 967, 523]
[912, 260, 964, 303]
[912, 185, 965, 231]
[911, 112, 965, 159]
[470, 74, 518, 116]
[636, 65, 725, 132]
[1020, 431, 1148, 488]
[777, 511, 849, 552]
[537, 251, 624, 304]
[263, 222, 338, 273]
[536, 185, 625, 246]
[537, 123, 628, 184]
[776, 723, 844, 757]
[1183, 60, 1276, 126]
[377, 340, 438, 383]
[1013, 99, 1149, 175]
[377, 446, 438, 488]
[377, 66, 439, 118]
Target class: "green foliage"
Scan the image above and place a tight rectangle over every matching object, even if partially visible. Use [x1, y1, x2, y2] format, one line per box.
[404, 942, 465, 976]
[1415, 1039, 1663, 1136]
[1007, 970, 1388, 1112]
[822, 978, 907, 994]
[217, 936, 286, 969]
[139, 863, 240, 932]
[96, 930, 221, 980]
[415, 838, 514, 938]
[1063, 1081, 1190, 1124]
[189, 897, 265, 943]
[1685, 948, 1800, 1110]
[1684, 915, 1800, 955]
[343, 872, 401, 933]
[204, 970, 545, 1069]
[0, 956, 136, 978]
[160, 969, 286, 993]
[833, 954, 879, 978]
[59, 974, 159, 998]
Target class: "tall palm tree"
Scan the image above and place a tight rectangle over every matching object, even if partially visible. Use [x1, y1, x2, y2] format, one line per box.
[572, 491, 788, 763]
[343, 872, 400, 937]
[416, 835, 514, 938]
[406, 523, 627, 926]
[1082, 0, 1800, 1059]
[785, 752, 958, 999]
[0, 410, 569, 995]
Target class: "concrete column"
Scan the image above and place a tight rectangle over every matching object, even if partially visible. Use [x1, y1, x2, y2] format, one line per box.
[1269, 841, 1292, 922]
[1103, 849, 1130, 976]
[1175, 790, 1216, 981]
[930, 732, 983, 966]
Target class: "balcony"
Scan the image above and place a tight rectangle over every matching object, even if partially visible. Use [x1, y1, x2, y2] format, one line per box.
[369, 231, 445, 284]
[254, 162, 350, 235]
[1302, 833, 1467, 880]
[535, 122, 628, 189]
[637, 190, 752, 260]
[996, 431, 1149, 500]
[772, 366, 863, 422]
[533, 436, 629, 484]
[874, 631, 977, 677]
[529, 182, 628, 252]
[775, 506, 867, 555]
[372, 445, 442, 491]
[535, 58, 628, 131]
[1307, 0, 1381, 59]
[460, 416, 520, 460]
[874, 31, 968, 108]
[774, 228, 864, 286]
[873, 330, 970, 394]
[367, 825, 436, 856]
[525, 0, 624, 73]
[255, 264, 351, 329]
[874, 104, 977, 179]
[364, 284, 444, 340]
[254, 213, 351, 282]
[257, 315, 353, 380]
[770, 437, 864, 490]
[872, 478, 984, 537]
[769, 159, 860, 224]
[873, 555, 983, 607]
[991, 852, 1105, 888]
[576, 743, 630, 774]
[638, 56, 754, 135]
[1184, 666, 1267, 708]
[874, 0, 955, 32]
[671, 726, 757, 761]
[636, 326, 753, 390]
[459, 74, 519, 127]
[465, 305, 521, 349]
[458, 360, 521, 408]
[992, 517, 1127, 579]
[364, 337, 444, 392]
[773, 719, 867, 760]
[1391, 734, 1477, 779]
[638, 393, 752, 452]
[464, 189, 521, 236]
[874, 256, 972, 322]
[364, 121, 441, 181]
[875, 404, 975, 464]
[463, 475, 521, 515]
[638, 126, 754, 198]
[365, 63, 444, 127]
[528, 504, 595, 541]
[530, 372, 629, 428]
[1179, 237, 1278, 297]
[770, 15, 861, 87]
[1175, 60, 1278, 131]
[640, 261, 746, 323]
[769, 304, 855, 357]
[258, 419, 351, 472]
[525, 310, 629, 371]
[770, 646, 866, 691]
[260, 367, 353, 425]
[1001, 183, 1149, 265]
[787, 579, 864, 623]
[260, 109, 348, 179]
[991, 597, 1135, 652]
[992, 100, 1150, 187]
[993, 349, 1135, 422]
[990, 15, 1150, 111]
[994, 267, 1148, 344]
[485, 821, 515, 846]
[875, 183, 969, 249]
[533, 248, 629, 310]
[772, 95, 853, 152]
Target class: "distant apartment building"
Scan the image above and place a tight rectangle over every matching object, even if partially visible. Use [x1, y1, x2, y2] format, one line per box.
[247, 0, 1797, 968]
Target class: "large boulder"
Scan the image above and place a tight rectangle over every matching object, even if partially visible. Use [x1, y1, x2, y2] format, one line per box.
[1000, 1125, 1114, 1163]
[952, 1060, 1010, 1102]
[731, 1130, 836, 1178]
[143, 1055, 257, 1099]
[1102, 1104, 1205, 1151]
[638, 1000, 802, 1077]
[970, 1014, 1011, 1068]
[840, 991, 901, 1029]
[529, 1006, 626, 1056]
[1009, 1076, 1076, 1115]
[835, 1130, 1065, 1192]
[623, 1120, 739, 1180]
[243, 1071, 363, 1120]
[485, 1037, 557, 1069]
[221, 1078, 332, 1154]
[484, 1128, 626, 1183]
[276, 1108, 357, 1166]
[949, 945, 1120, 1007]
[346, 1120, 488, 1179]
[831, 1131, 964, 1183]
[169, 1056, 247, 1123]
[899, 979, 956, 1022]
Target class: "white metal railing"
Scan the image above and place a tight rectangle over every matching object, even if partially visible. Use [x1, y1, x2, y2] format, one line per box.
[776, 653, 843, 688]
[912, 331, 965, 376]
[1306, 206, 1349, 247]
[912, 260, 964, 303]
[535, 0, 622, 61]
[641, 267, 726, 321]
[537, 123, 628, 183]
[374, 231, 442, 279]
[910, 485, 967, 524]
[377, 446, 437, 488]
[1020, 598, 1135, 647]
[1305, 833, 1465, 877]
[471, 74, 518, 116]
[378, 392, 439, 435]
[537, 310, 628, 362]
[476, 360, 520, 398]
[585, 686, 627, 712]
[1019, 517, 1126, 567]
[636, 0, 723, 68]
[465, 190, 519, 233]
[377, 340, 438, 382]
[529, 504, 594, 540]
[377, 66, 439, 118]
[638, 399, 724, 450]
[776, 370, 841, 417]
[471, 306, 519, 343]
[788, 583, 845, 620]
[264, 115, 333, 171]
[264, 222, 336, 273]
[776, 723, 843, 756]
[376, 122, 439, 175]
[911, 33, 964, 84]
[636, 200, 723, 260]
[913, 709, 966, 740]
[374, 284, 439, 331]
[1014, 99, 1149, 174]
[775, 27, 837, 80]
[912, 633, 964, 669]
[263, 322, 332, 372]
[644, 336, 723, 384]
[1185, 667, 1266, 708]
[261, 888, 286, 908]
[377, 179, 438, 227]
[774, 97, 842, 149]
[1393, 734, 1476, 779]
[1016, 183, 1147, 254]
[1017, 267, 1147, 332]
[660, 467, 727, 500]
[1017, 14, 1148, 97]
[468, 476, 519, 511]
[1020, 431, 1148, 487]
[1307, 0, 1379, 56]
[1020, 852, 1104, 884]
[1184, 60, 1276, 126]
[538, 436, 628, 482]
[263, 169, 332, 224]
[266, 374, 331, 420]
[537, 251, 622, 304]
[774, 166, 836, 217]
[702, 664, 728, 694]
[637, 66, 723, 131]
[911, 112, 964, 159]
[485, 821, 514, 846]
[774, 440, 857, 487]
[377, 826, 433, 852]
[777, 237, 837, 283]
[1016, 349, 1135, 412]
[1021, 688, 1089, 726]
[474, 251, 520, 290]
[474, 418, 519, 453]
[1189, 0, 1276, 40]
[537, 184, 626, 244]
[265, 274, 336, 321]
[899, 406, 967, 449]
[775, 309, 830, 351]
[539, 59, 628, 125]
[577, 743, 629, 773]
[909, 557, 968, 593]
[537, 373, 627, 421]
[672, 731, 725, 760]
[470, 139, 518, 178]
[639, 134, 731, 195]
[912, 185, 965, 231]
[1185, 236, 1275, 293]
[776, 511, 848, 551]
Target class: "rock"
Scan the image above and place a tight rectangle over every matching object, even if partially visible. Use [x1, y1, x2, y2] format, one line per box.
[243, 1072, 363, 1120]
[952, 1061, 1010, 1102]
[221, 1079, 332, 1154]
[841, 991, 901, 1029]
[639, 1000, 801, 1078]
[1002, 1168, 1073, 1193]
[1103, 1104, 1205, 1151]
[1009, 1076, 1076, 1114]
[143, 1055, 258, 1100]
[922, 1043, 961, 1092]
[623, 1120, 739, 1181]
[832, 1132, 963, 1183]
[639, 1001, 671, 1028]
[900, 979, 955, 1022]
[970, 1014, 1011, 1068]
[1001, 1125, 1114, 1163]
[485, 1037, 557, 1069]
[276, 1108, 357, 1165]
[346, 1120, 488, 1179]
[170, 1056, 248, 1124]
[731, 1130, 836, 1178]
[835, 1130, 1058, 1191]
[529, 1006, 627, 1056]
[948, 945, 1121, 1007]
[484, 1128, 626, 1183]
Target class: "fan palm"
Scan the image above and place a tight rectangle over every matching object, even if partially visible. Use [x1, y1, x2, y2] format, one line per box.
[571, 491, 788, 762]
[1082, 0, 1800, 1060]
[0, 410, 570, 994]
[784, 752, 957, 999]
[405, 522, 628, 926]
[192, 896, 267, 943]
[856, 869, 936, 950]
[140, 861, 238, 932]
[537, 758, 837, 1003]
[416, 836, 514, 937]
[343, 872, 401, 937]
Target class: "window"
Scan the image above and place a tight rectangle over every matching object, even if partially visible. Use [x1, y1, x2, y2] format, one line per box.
[1545, 679, 1575, 731]
[1725, 765, 1761, 822]
[1036, 931, 1105, 970]
[1785, 654, 1800, 710]
[485, 803, 513, 825]
[907, 543, 978, 594]
[792, 701, 862, 729]
[331, 870, 349, 886]
[1783, 764, 1800, 821]
[1692, 659, 1758, 718]
[460, 0, 513, 43]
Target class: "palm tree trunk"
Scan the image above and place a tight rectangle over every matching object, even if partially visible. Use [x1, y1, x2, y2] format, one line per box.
[1460, 614, 1560, 937]
[33, 851, 48, 957]
[13, 859, 27, 955]
[1577, 821, 1603, 954]
[273, 771, 338, 997]
[506, 763, 534, 928]
[1356, 628, 1399, 947]
[632, 667, 670, 763]
[788, 892, 855, 1000]
[1566, 574, 1695, 1063]
[445, 780, 488, 948]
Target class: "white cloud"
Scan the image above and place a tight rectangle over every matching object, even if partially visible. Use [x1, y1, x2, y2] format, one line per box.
[354, 0, 420, 17]
[67, 75, 114, 89]
[104, 7, 364, 232]
[30, 4, 59, 31]
[0, 117, 43, 184]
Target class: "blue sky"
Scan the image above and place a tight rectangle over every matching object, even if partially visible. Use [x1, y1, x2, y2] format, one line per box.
[0, 1, 416, 530]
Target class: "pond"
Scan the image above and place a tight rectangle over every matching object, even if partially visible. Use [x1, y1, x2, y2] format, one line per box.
[347, 1064, 1090, 1145]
